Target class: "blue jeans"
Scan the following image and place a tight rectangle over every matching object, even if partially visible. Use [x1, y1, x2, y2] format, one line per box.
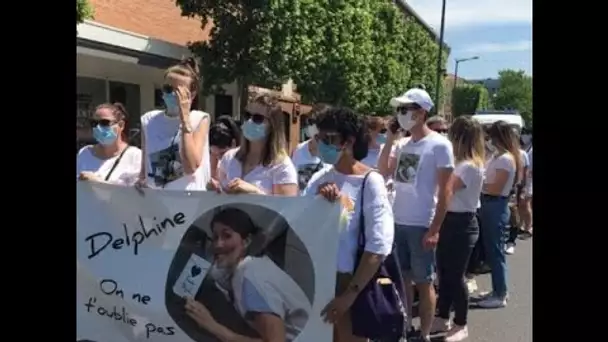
[480, 194, 510, 297]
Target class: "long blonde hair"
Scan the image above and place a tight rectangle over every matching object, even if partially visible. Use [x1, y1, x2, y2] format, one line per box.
[448, 116, 485, 168]
[235, 93, 288, 166]
[488, 121, 522, 184]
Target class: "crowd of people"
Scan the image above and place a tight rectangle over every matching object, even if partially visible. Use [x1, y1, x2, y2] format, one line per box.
[76, 58, 533, 342]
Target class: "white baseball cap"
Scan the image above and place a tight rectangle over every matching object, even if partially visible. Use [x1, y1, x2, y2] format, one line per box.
[389, 88, 434, 111]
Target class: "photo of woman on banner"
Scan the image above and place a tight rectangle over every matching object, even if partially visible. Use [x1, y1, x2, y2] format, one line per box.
[180, 206, 311, 342]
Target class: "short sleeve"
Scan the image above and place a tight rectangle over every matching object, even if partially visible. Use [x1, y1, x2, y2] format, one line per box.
[454, 162, 481, 189]
[361, 172, 394, 256]
[218, 148, 238, 185]
[76, 145, 92, 178]
[433, 140, 455, 170]
[271, 156, 298, 186]
[240, 277, 285, 320]
[520, 151, 529, 168]
[494, 154, 515, 172]
[190, 110, 211, 134]
[301, 167, 330, 197]
[116, 148, 143, 186]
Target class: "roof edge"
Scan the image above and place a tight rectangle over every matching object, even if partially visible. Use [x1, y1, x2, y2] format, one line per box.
[395, 0, 451, 53]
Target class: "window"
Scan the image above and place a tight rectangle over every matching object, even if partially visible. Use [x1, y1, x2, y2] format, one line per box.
[109, 81, 141, 147]
[214, 94, 233, 121]
[77, 77, 107, 149]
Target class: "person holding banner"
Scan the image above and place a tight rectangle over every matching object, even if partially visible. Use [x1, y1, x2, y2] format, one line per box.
[209, 94, 298, 196]
[77, 102, 142, 185]
[209, 115, 242, 179]
[303, 107, 396, 342]
[184, 207, 311, 342]
[136, 57, 211, 191]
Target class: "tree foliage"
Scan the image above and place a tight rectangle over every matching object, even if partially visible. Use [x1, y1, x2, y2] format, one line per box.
[452, 84, 489, 117]
[77, 0, 94, 25]
[176, 0, 448, 114]
[493, 69, 533, 125]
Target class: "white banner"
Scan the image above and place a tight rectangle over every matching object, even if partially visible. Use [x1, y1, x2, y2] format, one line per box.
[77, 182, 340, 342]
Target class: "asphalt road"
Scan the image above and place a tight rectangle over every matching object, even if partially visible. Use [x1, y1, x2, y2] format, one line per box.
[413, 238, 533, 342]
[465, 238, 532, 342]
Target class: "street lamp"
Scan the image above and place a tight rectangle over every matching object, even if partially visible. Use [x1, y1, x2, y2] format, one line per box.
[433, 0, 447, 114]
[453, 56, 479, 90]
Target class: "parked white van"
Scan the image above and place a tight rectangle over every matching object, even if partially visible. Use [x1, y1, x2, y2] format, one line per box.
[471, 110, 524, 130]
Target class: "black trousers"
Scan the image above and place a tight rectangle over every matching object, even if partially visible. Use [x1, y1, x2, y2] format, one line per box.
[436, 212, 480, 326]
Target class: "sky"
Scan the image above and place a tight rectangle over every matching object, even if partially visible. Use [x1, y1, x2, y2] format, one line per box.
[407, 0, 532, 80]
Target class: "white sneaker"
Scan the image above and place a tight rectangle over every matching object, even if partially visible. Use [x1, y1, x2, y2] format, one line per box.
[445, 325, 469, 342]
[505, 243, 515, 255]
[465, 279, 478, 294]
[477, 295, 507, 308]
[430, 317, 451, 333]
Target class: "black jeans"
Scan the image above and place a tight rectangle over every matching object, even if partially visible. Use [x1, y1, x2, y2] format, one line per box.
[436, 212, 480, 326]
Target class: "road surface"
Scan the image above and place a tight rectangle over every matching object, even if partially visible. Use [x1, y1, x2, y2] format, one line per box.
[415, 238, 533, 342]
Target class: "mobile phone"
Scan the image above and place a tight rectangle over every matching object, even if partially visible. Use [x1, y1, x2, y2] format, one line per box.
[389, 117, 400, 134]
[172, 254, 212, 298]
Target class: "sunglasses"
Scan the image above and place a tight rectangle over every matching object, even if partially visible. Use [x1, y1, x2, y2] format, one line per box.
[379, 128, 388, 134]
[397, 104, 421, 114]
[243, 111, 267, 124]
[161, 84, 175, 94]
[89, 119, 118, 127]
[434, 129, 448, 134]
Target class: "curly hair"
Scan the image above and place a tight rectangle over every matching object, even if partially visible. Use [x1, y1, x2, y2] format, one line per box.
[316, 107, 369, 161]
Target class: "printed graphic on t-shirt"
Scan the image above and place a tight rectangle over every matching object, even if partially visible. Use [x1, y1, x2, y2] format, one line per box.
[395, 152, 420, 184]
[338, 195, 355, 232]
[149, 144, 183, 187]
[297, 163, 323, 190]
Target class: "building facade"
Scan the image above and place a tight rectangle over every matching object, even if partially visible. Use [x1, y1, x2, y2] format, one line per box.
[77, 0, 241, 148]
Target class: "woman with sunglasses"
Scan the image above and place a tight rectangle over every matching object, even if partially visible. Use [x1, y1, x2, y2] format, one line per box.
[432, 116, 485, 341]
[475, 120, 522, 309]
[136, 58, 211, 191]
[210, 93, 298, 196]
[77, 102, 142, 185]
[209, 115, 241, 180]
[303, 107, 394, 342]
[360, 115, 388, 168]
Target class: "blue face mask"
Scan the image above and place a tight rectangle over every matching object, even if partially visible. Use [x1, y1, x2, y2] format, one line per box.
[242, 119, 267, 141]
[162, 92, 179, 115]
[93, 125, 118, 146]
[317, 141, 342, 165]
[376, 133, 387, 145]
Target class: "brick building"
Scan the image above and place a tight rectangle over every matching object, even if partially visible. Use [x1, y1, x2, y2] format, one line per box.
[77, 0, 240, 147]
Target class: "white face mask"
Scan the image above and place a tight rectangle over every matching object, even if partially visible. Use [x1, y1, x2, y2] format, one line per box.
[397, 111, 416, 131]
[305, 125, 319, 138]
[521, 134, 531, 145]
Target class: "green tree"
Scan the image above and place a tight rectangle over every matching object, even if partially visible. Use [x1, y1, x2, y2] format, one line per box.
[493, 69, 533, 125]
[77, 0, 94, 25]
[452, 84, 489, 117]
[176, 0, 448, 114]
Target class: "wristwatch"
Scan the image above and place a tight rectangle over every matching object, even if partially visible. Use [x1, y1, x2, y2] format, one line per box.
[181, 123, 193, 133]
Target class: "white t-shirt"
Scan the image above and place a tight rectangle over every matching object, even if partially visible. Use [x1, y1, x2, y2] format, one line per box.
[76, 145, 142, 185]
[291, 140, 325, 191]
[360, 146, 381, 169]
[231, 255, 311, 342]
[304, 168, 394, 273]
[140, 110, 211, 191]
[484, 153, 516, 197]
[449, 161, 484, 213]
[219, 148, 298, 194]
[390, 132, 454, 227]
